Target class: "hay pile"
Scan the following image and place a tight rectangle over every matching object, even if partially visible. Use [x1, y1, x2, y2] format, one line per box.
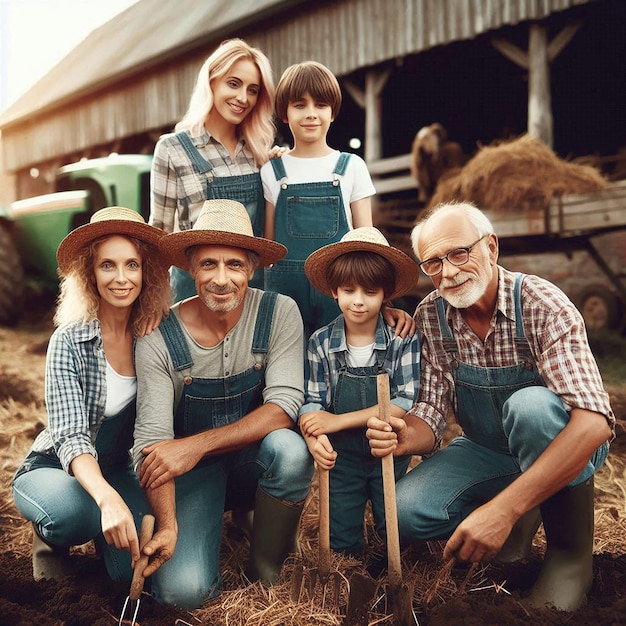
[428, 134, 609, 212]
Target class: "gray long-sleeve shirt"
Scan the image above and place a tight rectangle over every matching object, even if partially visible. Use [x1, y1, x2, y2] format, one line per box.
[132, 289, 304, 469]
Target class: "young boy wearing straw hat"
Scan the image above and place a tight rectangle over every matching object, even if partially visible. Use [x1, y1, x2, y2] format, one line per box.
[299, 226, 421, 565]
[132, 199, 313, 609]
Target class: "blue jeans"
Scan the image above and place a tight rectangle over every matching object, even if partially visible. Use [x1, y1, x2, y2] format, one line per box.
[151, 428, 313, 609]
[12, 463, 148, 582]
[396, 387, 609, 542]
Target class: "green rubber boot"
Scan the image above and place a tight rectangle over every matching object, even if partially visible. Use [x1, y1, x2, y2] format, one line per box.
[525, 477, 595, 611]
[32, 525, 72, 581]
[246, 488, 303, 585]
[495, 506, 542, 564]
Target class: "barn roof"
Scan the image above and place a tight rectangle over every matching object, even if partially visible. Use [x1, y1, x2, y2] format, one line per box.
[0, 0, 597, 172]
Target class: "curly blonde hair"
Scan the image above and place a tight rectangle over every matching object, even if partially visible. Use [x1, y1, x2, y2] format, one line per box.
[54, 235, 171, 335]
[176, 38, 276, 167]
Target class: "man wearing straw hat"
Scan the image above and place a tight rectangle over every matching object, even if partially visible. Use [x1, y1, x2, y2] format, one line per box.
[366, 201, 614, 612]
[131, 199, 313, 609]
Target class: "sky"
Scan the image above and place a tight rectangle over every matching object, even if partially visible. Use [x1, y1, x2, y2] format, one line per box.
[0, 0, 139, 113]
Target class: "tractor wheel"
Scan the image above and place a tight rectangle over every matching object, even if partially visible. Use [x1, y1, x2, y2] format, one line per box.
[0, 222, 24, 326]
[576, 284, 623, 332]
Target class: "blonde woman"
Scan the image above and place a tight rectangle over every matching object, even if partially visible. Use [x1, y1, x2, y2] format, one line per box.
[12, 207, 171, 583]
[150, 38, 277, 299]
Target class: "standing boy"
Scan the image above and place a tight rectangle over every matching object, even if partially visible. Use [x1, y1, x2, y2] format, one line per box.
[299, 227, 421, 564]
[260, 61, 378, 338]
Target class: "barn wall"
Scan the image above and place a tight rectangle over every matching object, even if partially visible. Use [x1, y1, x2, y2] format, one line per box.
[0, 0, 595, 173]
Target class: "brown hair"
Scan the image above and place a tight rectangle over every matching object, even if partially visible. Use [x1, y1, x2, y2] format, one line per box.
[326, 251, 396, 299]
[275, 61, 342, 121]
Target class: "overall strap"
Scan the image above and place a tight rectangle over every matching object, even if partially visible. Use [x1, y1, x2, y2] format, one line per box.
[251, 291, 278, 354]
[333, 152, 351, 176]
[513, 272, 526, 340]
[512, 272, 534, 364]
[176, 131, 214, 175]
[270, 157, 287, 181]
[159, 313, 194, 371]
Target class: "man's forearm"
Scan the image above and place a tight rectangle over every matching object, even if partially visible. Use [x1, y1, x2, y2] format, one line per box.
[146, 480, 177, 532]
[187, 402, 293, 459]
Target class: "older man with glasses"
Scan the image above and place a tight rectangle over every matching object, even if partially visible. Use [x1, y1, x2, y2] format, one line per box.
[366, 200, 614, 612]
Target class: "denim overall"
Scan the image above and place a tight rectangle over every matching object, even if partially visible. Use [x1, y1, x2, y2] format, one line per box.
[264, 153, 351, 337]
[13, 401, 148, 583]
[170, 131, 265, 300]
[395, 273, 609, 542]
[150, 292, 312, 608]
[328, 359, 410, 556]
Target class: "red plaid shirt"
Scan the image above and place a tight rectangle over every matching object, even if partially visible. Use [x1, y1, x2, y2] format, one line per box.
[412, 266, 615, 449]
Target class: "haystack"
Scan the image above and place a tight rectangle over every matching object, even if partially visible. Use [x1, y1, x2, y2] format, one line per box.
[428, 134, 609, 212]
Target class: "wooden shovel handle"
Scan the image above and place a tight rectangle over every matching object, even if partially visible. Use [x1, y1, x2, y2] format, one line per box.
[377, 373, 403, 589]
[129, 514, 155, 600]
[318, 466, 331, 578]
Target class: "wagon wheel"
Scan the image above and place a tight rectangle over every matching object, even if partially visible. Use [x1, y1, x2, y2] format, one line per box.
[577, 284, 624, 332]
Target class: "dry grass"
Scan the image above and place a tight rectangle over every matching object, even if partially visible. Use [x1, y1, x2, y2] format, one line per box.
[1, 320, 626, 626]
[428, 134, 609, 212]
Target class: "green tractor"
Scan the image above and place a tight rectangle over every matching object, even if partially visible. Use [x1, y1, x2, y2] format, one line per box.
[0, 154, 153, 325]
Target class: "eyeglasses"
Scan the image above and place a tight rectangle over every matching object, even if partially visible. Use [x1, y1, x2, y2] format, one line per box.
[418, 234, 490, 276]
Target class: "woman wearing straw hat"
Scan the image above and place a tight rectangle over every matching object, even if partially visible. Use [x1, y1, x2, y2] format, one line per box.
[132, 199, 313, 609]
[300, 227, 421, 566]
[12, 207, 171, 583]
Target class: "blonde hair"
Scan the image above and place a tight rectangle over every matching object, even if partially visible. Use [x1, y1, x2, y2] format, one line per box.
[176, 39, 276, 166]
[54, 236, 172, 336]
[275, 61, 342, 122]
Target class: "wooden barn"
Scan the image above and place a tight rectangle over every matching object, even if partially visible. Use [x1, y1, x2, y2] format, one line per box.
[1, 0, 625, 322]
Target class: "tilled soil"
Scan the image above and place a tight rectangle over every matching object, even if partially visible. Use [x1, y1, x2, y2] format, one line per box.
[1, 295, 625, 625]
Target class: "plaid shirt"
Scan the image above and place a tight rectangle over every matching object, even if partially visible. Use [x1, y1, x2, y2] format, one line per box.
[28, 320, 111, 474]
[413, 266, 616, 449]
[150, 128, 258, 232]
[300, 314, 420, 416]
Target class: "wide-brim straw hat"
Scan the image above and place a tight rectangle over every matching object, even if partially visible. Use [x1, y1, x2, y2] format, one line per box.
[56, 206, 166, 273]
[305, 226, 419, 300]
[164, 199, 287, 270]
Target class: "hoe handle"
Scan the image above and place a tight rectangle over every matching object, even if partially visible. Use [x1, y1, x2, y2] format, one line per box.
[318, 467, 331, 579]
[129, 514, 155, 600]
[377, 373, 402, 589]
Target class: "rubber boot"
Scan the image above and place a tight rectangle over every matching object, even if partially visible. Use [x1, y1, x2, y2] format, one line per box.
[495, 506, 542, 564]
[32, 525, 72, 581]
[232, 508, 254, 541]
[246, 488, 304, 585]
[525, 477, 595, 611]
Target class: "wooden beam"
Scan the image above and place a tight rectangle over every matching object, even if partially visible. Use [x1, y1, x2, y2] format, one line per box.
[491, 37, 528, 69]
[528, 23, 553, 148]
[364, 68, 392, 163]
[343, 79, 365, 109]
[548, 21, 582, 61]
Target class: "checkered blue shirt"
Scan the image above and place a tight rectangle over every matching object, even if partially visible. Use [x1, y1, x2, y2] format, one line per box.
[300, 314, 420, 416]
[28, 320, 111, 474]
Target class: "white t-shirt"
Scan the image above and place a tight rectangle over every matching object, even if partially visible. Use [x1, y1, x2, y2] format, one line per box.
[260, 150, 376, 228]
[346, 342, 376, 368]
[104, 360, 137, 417]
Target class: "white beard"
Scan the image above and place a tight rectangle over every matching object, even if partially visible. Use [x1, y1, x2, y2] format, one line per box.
[439, 269, 491, 309]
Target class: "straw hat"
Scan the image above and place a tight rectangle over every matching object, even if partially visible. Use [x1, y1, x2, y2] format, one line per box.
[164, 199, 287, 270]
[56, 206, 166, 273]
[305, 227, 419, 300]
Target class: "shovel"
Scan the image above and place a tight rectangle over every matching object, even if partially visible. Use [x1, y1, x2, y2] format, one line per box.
[118, 514, 155, 626]
[377, 372, 417, 626]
